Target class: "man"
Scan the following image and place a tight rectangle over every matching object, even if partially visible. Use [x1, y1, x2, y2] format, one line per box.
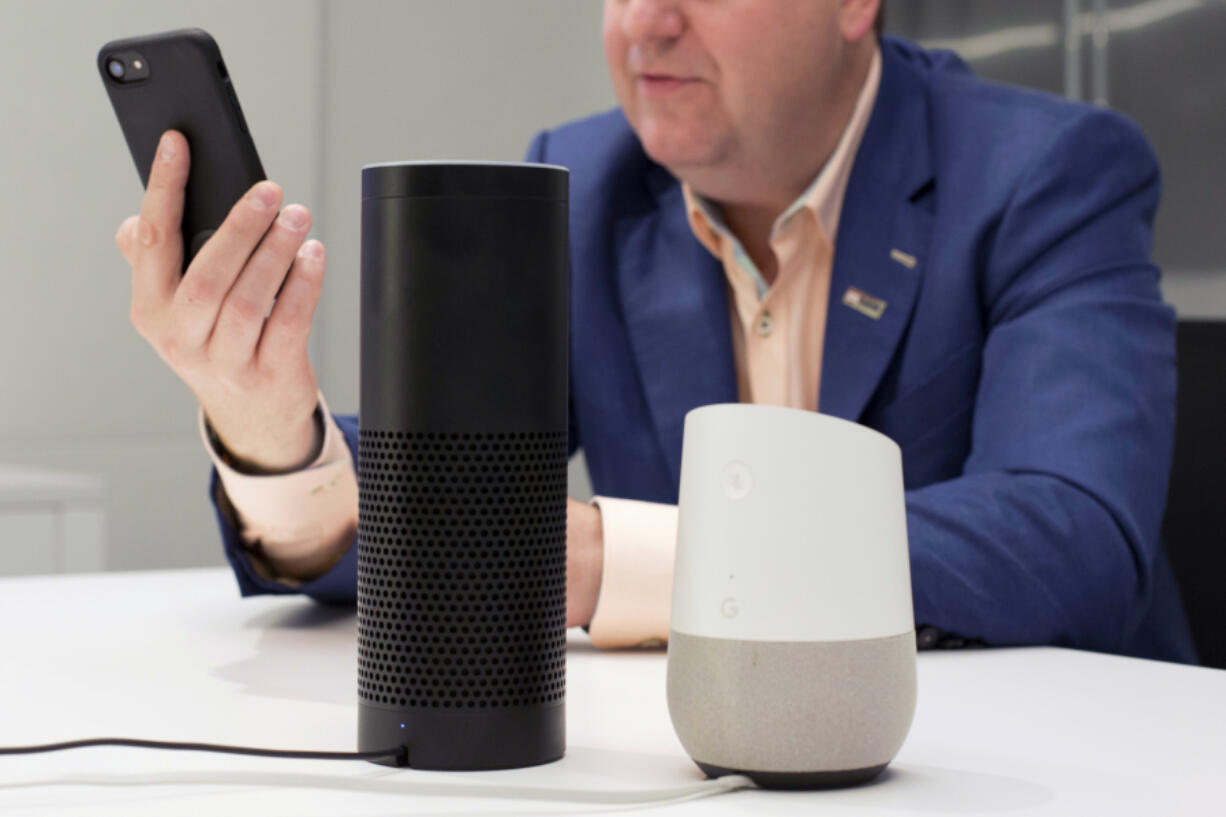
[114, 0, 1197, 662]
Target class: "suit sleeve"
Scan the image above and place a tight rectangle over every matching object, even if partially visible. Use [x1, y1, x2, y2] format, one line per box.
[906, 109, 1177, 653]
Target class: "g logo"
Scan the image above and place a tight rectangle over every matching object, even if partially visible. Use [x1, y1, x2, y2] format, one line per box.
[720, 597, 739, 619]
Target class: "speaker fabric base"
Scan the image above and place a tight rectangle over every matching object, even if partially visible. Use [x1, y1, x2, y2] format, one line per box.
[667, 629, 916, 779]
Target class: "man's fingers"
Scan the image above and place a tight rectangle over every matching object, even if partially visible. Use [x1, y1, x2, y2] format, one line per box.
[173, 180, 283, 347]
[209, 204, 313, 369]
[134, 130, 190, 310]
[258, 240, 325, 369]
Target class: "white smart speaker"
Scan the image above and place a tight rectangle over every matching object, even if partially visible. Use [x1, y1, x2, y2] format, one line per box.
[667, 404, 917, 789]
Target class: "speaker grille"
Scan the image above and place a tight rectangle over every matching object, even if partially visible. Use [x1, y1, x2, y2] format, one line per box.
[357, 429, 568, 710]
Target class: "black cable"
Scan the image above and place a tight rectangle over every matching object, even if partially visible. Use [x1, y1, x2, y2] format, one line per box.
[0, 738, 407, 766]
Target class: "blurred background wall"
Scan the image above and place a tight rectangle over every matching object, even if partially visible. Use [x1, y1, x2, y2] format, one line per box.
[0, 0, 611, 573]
[884, 0, 1226, 314]
[0, 0, 1221, 574]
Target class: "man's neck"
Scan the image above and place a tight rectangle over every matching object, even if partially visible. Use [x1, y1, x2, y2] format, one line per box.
[720, 202, 785, 286]
[702, 41, 876, 286]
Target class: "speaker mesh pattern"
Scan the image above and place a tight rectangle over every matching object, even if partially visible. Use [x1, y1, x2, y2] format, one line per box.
[357, 429, 568, 710]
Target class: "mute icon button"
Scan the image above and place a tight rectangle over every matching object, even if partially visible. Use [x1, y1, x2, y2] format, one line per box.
[721, 461, 753, 500]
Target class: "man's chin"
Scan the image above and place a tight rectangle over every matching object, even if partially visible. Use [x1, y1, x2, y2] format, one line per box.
[632, 117, 725, 170]
[637, 132, 723, 175]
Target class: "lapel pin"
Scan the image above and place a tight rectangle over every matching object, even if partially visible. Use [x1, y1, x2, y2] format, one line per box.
[843, 286, 887, 320]
[889, 248, 917, 269]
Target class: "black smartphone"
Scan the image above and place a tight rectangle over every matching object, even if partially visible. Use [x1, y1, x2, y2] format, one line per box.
[98, 28, 266, 274]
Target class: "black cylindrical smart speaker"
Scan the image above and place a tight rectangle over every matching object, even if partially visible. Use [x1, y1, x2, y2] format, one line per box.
[356, 161, 569, 770]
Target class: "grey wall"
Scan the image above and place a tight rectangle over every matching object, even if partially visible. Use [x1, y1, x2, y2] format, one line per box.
[0, 0, 609, 572]
[0, 0, 320, 571]
[884, 0, 1226, 316]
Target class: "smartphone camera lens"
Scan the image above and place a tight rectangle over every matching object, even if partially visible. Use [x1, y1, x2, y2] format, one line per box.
[107, 58, 125, 79]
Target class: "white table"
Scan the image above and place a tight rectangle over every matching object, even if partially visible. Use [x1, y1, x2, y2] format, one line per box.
[0, 568, 1221, 816]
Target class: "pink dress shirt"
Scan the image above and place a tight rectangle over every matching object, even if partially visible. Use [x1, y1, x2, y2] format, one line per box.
[206, 45, 881, 648]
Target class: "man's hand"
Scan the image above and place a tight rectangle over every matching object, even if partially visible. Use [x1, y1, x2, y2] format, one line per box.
[114, 130, 326, 473]
[566, 497, 604, 628]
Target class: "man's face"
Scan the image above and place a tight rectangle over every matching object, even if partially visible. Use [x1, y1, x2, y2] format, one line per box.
[602, 0, 853, 183]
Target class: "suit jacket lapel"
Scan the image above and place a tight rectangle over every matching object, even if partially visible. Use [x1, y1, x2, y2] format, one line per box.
[819, 42, 936, 421]
[615, 172, 737, 486]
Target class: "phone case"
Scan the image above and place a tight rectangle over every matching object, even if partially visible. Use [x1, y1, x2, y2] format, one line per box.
[98, 28, 266, 272]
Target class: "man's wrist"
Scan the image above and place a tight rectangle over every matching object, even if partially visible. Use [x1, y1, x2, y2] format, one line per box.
[585, 496, 678, 648]
[204, 403, 325, 476]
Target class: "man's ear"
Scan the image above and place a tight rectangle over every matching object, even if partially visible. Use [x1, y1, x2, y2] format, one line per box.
[840, 0, 882, 42]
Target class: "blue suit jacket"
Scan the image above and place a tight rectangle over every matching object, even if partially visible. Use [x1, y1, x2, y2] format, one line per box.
[213, 37, 1197, 663]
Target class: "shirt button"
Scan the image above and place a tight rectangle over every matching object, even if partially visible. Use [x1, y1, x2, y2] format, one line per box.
[755, 311, 774, 337]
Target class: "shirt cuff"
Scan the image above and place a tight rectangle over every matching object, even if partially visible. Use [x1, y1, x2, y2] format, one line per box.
[586, 496, 678, 649]
[199, 392, 358, 583]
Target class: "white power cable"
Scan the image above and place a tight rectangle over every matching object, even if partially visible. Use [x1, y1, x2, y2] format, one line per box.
[0, 769, 757, 810]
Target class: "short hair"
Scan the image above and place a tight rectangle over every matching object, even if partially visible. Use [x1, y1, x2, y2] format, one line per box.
[875, 5, 885, 37]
